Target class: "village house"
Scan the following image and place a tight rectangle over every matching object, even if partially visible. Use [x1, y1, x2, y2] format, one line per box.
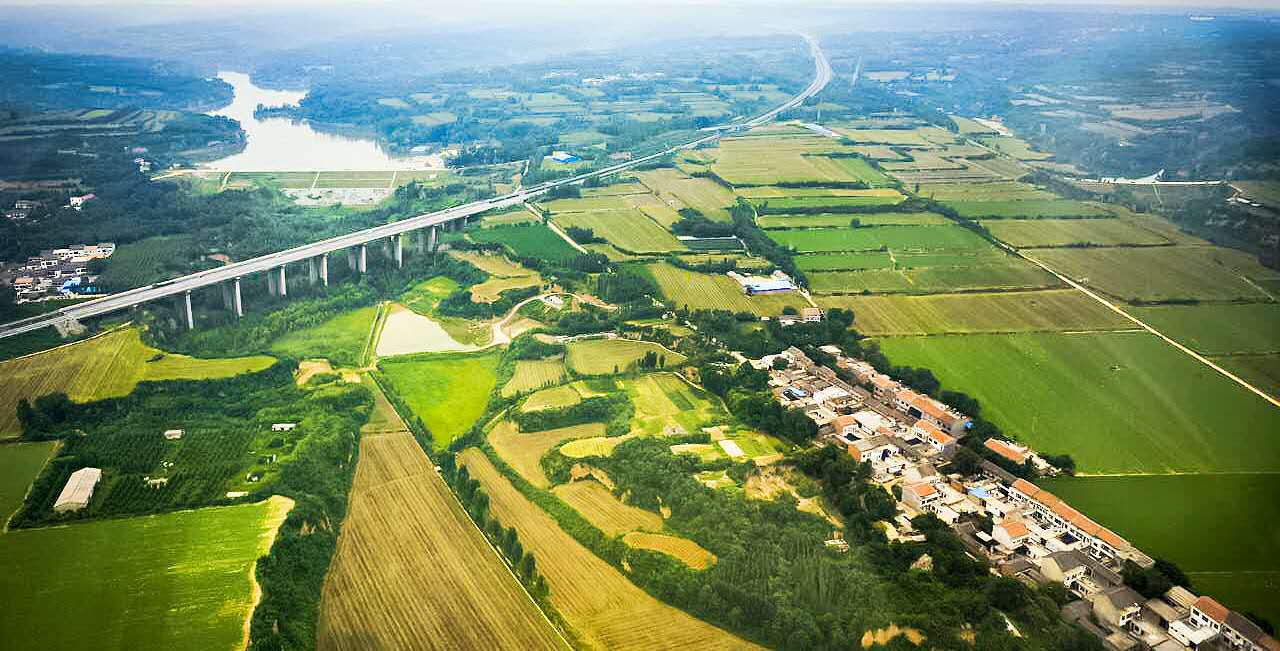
[902, 481, 941, 512]
[1092, 586, 1145, 632]
[992, 518, 1030, 550]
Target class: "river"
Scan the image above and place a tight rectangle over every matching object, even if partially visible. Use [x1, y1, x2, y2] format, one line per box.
[203, 71, 437, 172]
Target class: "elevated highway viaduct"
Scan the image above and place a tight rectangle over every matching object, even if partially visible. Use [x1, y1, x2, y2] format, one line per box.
[0, 35, 830, 339]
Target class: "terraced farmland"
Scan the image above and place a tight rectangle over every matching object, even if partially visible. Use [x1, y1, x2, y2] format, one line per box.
[553, 480, 663, 536]
[489, 420, 606, 488]
[459, 450, 759, 650]
[622, 532, 716, 570]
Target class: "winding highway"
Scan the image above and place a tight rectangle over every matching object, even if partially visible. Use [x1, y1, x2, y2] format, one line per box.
[0, 35, 831, 340]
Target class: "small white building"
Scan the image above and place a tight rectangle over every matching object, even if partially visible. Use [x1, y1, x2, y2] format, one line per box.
[271, 423, 297, 432]
[53, 467, 102, 513]
[163, 429, 185, 440]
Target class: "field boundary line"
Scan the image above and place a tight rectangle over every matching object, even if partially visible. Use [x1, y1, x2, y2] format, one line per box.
[1, 439, 61, 532]
[363, 376, 574, 649]
[543, 218, 589, 254]
[1016, 249, 1280, 409]
[3, 321, 134, 364]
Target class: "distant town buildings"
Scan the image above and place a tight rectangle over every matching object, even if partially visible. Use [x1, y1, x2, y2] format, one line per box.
[5, 199, 43, 222]
[10, 242, 114, 302]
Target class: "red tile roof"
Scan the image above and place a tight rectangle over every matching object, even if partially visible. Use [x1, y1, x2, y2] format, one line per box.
[1095, 527, 1128, 549]
[907, 482, 937, 498]
[997, 519, 1029, 539]
[1011, 478, 1040, 498]
[1195, 596, 1230, 624]
[986, 438, 1028, 464]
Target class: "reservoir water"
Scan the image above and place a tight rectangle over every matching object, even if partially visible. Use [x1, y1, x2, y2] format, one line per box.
[204, 71, 433, 172]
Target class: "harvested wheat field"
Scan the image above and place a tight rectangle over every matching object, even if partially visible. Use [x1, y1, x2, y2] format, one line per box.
[552, 480, 663, 536]
[623, 532, 716, 570]
[489, 420, 606, 488]
[317, 393, 565, 651]
[460, 449, 760, 651]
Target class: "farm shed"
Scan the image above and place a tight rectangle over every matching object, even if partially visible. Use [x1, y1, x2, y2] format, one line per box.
[53, 467, 102, 513]
[163, 429, 184, 440]
[271, 423, 297, 432]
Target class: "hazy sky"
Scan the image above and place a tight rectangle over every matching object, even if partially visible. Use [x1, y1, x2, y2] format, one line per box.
[0, 0, 1277, 7]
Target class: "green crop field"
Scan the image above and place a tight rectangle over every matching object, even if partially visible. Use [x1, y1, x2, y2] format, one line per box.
[635, 168, 737, 221]
[819, 290, 1129, 335]
[758, 212, 949, 229]
[0, 328, 274, 441]
[552, 209, 684, 253]
[978, 136, 1053, 160]
[469, 224, 579, 262]
[0, 497, 291, 651]
[878, 331, 1280, 474]
[710, 135, 890, 187]
[982, 219, 1173, 247]
[566, 339, 685, 376]
[736, 187, 905, 200]
[1041, 474, 1280, 627]
[645, 262, 808, 315]
[1129, 304, 1280, 355]
[626, 373, 724, 436]
[768, 225, 992, 253]
[378, 350, 501, 449]
[520, 383, 583, 412]
[808, 260, 1057, 294]
[795, 252, 893, 271]
[1213, 354, 1280, 400]
[915, 182, 1057, 202]
[752, 195, 907, 212]
[96, 235, 196, 290]
[501, 358, 567, 397]
[270, 305, 378, 367]
[0, 442, 57, 525]
[946, 199, 1112, 219]
[1030, 246, 1279, 303]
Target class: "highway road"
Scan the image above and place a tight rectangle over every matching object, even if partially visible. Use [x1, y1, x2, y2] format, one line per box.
[0, 35, 830, 340]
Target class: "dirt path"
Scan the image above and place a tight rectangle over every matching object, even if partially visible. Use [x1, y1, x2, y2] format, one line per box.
[1015, 248, 1280, 408]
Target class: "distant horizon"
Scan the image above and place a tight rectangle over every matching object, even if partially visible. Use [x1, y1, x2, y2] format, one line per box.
[0, 0, 1278, 10]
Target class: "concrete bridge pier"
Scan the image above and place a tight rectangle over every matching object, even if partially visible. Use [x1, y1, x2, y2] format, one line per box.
[347, 248, 358, 271]
[266, 269, 278, 295]
[181, 291, 194, 330]
[277, 266, 287, 297]
[358, 244, 367, 273]
[394, 234, 404, 268]
[428, 225, 438, 253]
[308, 257, 319, 285]
[232, 278, 243, 317]
[319, 254, 329, 286]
